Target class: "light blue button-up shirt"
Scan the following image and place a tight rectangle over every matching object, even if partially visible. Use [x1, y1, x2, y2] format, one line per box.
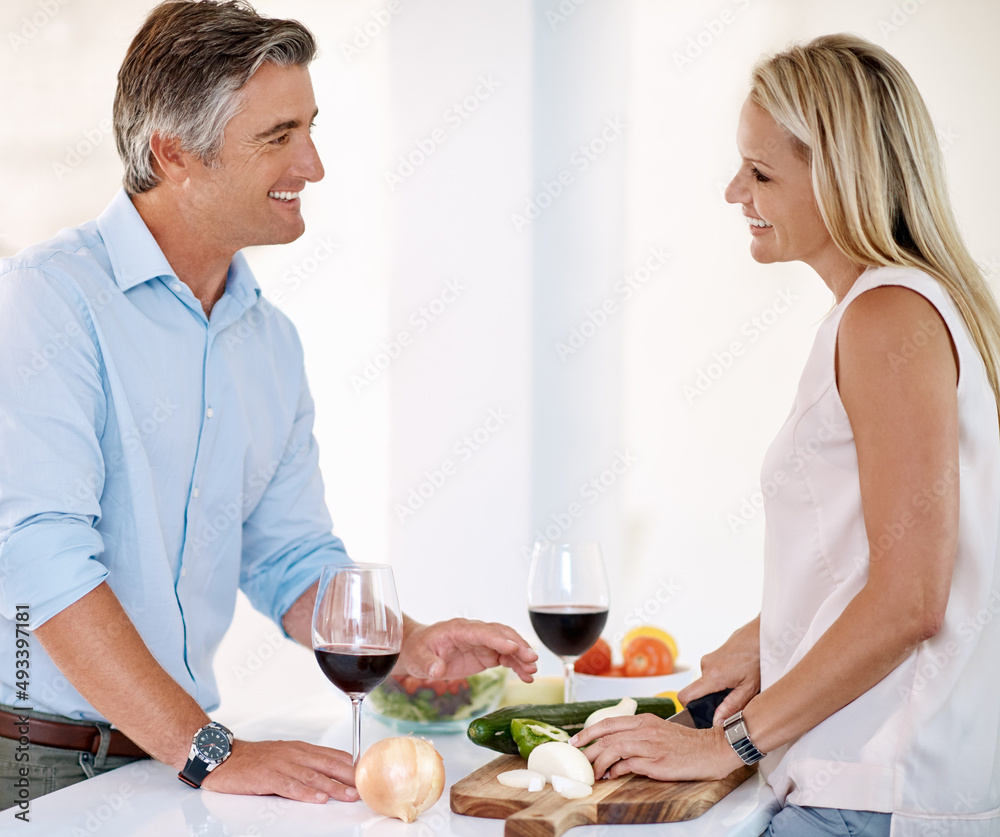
[0, 189, 349, 719]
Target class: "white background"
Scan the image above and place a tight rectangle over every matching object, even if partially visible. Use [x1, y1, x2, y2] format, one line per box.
[1, 0, 998, 727]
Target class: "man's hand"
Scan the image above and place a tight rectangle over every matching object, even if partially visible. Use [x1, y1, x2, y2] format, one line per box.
[677, 615, 761, 726]
[396, 617, 538, 682]
[202, 739, 357, 804]
[34, 583, 358, 807]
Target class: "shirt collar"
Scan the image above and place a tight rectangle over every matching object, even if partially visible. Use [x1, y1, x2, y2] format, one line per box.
[95, 188, 261, 306]
[96, 188, 177, 292]
[225, 251, 262, 311]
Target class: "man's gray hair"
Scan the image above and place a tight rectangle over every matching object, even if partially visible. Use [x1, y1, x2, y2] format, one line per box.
[113, 0, 316, 195]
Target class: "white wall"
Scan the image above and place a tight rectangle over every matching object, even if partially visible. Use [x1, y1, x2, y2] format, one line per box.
[619, 0, 1000, 659]
[2, 0, 998, 727]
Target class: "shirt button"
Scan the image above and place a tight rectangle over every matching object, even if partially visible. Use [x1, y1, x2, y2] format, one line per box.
[192, 487, 200, 498]
[180, 568, 187, 577]
[172, 283, 182, 292]
[206, 407, 214, 418]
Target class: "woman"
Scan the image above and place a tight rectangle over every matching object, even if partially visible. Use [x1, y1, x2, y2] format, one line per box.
[572, 35, 1000, 836]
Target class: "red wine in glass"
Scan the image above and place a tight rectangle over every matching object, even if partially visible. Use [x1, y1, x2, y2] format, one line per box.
[312, 563, 403, 763]
[527, 542, 610, 702]
[314, 645, 401, 698]
[528, 605, 609, 658]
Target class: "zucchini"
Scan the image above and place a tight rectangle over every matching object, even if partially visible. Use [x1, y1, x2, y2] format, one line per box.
[467, 697, 678, 755]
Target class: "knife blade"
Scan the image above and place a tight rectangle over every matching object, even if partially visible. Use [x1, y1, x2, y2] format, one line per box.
[667, 688, 732, 729]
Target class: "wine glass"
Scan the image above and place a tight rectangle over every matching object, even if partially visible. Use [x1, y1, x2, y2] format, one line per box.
[527, 542, 609, 703]
[312, 563, 403, 763]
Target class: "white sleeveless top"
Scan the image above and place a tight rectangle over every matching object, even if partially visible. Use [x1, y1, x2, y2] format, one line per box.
[758, 266, 1000, 835]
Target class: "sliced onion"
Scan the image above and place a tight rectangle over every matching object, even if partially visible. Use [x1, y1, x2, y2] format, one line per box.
[583, 697, 638, 729]
[355, 737, 445, 822]
[551, 774, 594, 799]
[497, 769, 546, 791]
[527, 742, 595, 786]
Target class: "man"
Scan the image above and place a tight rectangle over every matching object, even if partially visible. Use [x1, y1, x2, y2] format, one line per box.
[0, 0, 536, 810]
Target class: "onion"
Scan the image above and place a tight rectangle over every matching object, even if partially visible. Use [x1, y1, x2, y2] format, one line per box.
[551, 775, 593, 799]
[583, 697, 637, 729]
[526, 742, 595, 787]
[355, 737, 446, 823]
[497, 769, 546, 791]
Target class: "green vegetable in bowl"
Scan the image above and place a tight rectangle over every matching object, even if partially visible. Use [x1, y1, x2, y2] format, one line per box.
[369, 667, 506, 724]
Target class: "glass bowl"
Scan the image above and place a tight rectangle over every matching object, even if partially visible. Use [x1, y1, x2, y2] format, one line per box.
[367, 666, 507, 734]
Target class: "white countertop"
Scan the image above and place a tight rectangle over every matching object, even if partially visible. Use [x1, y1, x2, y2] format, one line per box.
[5, 696, 778, 836]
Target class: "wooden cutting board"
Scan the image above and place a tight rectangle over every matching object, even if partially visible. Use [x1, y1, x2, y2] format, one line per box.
[450, 754, 755, 837]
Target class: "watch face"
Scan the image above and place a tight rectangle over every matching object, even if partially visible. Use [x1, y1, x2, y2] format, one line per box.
[195, 727, 231, 762]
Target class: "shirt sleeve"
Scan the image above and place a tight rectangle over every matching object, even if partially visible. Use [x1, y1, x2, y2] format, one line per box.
[0, 267, 110, 629]
[239, 369, 350, 634]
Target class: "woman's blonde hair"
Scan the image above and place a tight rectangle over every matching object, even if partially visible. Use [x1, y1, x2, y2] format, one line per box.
[750, 33, 1000, 410]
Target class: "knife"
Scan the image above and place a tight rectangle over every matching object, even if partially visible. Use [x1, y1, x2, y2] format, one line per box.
[667, 688, 732, 729]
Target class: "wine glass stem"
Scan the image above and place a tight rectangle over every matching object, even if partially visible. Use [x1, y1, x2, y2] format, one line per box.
[351, 697, 363, 764]
[562, 659, 575, 703]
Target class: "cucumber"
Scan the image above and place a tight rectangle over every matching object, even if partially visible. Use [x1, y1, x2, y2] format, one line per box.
[467, 697, 678, 755]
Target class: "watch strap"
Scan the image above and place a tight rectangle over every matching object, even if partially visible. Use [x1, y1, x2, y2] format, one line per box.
[723, 710, 766, 766]
[178, 755, 211, 788]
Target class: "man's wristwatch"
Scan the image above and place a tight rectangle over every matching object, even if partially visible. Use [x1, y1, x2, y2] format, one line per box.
[178, 721, 234, 788]
[722, 710, 766, 766]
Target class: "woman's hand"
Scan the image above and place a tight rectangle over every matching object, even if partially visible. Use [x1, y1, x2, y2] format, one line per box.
[570, 714, 743, 782]
[678, 616, 760, 726]
[396, 617, 538, 682]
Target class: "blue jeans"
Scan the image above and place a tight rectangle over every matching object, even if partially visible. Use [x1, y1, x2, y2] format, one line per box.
[766, 804, 891, 836]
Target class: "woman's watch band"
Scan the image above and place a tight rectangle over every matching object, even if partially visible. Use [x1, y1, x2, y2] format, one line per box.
[723, 710, 766, 765]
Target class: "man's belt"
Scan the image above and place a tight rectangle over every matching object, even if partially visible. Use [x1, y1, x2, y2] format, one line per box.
[0, 708, 148, 758]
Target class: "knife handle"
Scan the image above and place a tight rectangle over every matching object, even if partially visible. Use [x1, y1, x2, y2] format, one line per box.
[684, 689, 732, 729]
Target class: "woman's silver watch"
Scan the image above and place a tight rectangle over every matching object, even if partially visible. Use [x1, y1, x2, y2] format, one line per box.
[723, 710, 766, 765]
